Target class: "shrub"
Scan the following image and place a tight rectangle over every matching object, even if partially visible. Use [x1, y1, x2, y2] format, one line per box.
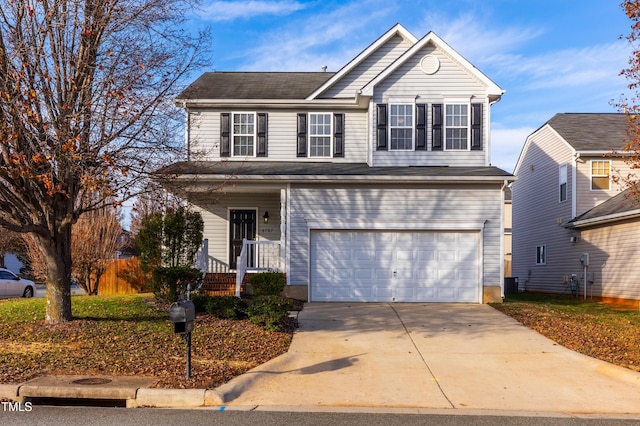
[190, 294, 212, 313]
[205, 296, 248, 319]
[248, 272, 285, 296]
[248, 295, 293, 331]
[152, 266, 203, 303]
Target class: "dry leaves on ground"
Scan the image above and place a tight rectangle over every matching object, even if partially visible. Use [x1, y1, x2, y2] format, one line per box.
[492, 298, 640, 373]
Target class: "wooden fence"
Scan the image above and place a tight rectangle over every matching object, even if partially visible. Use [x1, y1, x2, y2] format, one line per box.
[98, 257, 149, 295]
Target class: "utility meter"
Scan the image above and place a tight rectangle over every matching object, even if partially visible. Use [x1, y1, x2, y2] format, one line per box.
[580, 253, 589, 267]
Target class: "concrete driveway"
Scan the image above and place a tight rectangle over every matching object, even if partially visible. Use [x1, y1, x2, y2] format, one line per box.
[217, 303, 640, 415]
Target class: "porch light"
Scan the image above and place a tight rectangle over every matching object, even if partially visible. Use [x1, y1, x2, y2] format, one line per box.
[263, 211, 269, 223]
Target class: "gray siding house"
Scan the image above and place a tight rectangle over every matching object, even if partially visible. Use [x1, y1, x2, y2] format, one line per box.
[512, 113, 640, 303]
[158, 24, 513, 303]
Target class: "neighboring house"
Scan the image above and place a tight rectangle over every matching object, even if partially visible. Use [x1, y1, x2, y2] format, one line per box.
[158, 24, 513, 303]
[504, 186, 512, 278]
[512, 113, 640, 303]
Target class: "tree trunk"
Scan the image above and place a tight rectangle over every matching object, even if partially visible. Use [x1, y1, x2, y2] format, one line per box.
[35, 228, 73, 324]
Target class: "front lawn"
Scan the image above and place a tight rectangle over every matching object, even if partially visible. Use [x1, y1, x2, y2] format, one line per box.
[492, 293, 640, 372]
[0, 294, 293, 389]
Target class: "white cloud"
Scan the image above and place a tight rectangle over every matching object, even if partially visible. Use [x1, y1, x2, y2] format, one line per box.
[422, 12, 543, 62]
[236, 0, 395, 71]
[488, 43, 629, 92]
[200, 1, 307, 22]
[490, 126, 536, 173]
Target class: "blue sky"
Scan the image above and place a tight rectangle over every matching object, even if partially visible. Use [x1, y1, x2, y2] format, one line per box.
[186, 0, 633, 172]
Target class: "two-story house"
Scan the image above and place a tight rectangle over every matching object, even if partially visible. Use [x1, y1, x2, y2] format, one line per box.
[157, 24, 513, 303]
[512, 113, 640, 304]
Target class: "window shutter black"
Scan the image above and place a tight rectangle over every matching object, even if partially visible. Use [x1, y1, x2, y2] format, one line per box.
[220, 113, 230, 157]
[376, 103, 388, 151]
[415, 104, 427, 150]
[333, 113, 344, 158]
[257, 113, 268, 157]
[297, 113, 307, 157]
[471, 103, 482, 151]
[432, 104, 443, 151]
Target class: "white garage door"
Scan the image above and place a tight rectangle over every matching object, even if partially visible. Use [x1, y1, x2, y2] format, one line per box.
[310, 230, 479, 302]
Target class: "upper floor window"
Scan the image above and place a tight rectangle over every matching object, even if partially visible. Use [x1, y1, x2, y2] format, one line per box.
[309, 113, 332, 157]
[591, 160, 610, 191]
[559, 164, 567, 202]
[232, 112, 256, 156]
[445, 104, 469, 150]
[297, 112, 344, 158]
[389, 104, 413, 150]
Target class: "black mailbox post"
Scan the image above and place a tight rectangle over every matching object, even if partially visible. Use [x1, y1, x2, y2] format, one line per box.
[169, 300, 195, 379]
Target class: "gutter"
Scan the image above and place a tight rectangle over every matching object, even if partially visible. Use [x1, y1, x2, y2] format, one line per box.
[174, 97, 371, 109]
[569, 209, 640, 228]
[166, 173, 515, 184]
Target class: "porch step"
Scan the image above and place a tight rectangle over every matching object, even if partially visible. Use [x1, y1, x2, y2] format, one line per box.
[200, 273, 247, 296]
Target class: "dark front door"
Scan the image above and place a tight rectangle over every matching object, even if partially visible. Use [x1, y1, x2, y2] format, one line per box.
[229, 209, 257, 269]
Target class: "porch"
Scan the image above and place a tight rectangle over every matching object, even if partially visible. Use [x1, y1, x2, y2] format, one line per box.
[197, 238, 284, 297]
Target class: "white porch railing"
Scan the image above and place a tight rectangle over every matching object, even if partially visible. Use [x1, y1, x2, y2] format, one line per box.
[236, 239, 283, 297]
[196, 238, 209, 273]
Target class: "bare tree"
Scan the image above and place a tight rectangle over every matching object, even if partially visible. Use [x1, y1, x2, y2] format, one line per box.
[21, 234, 47, 282]
[0, 227, 23, 268]
[0, 0, 209, 322]
[71, 206, 123, 295]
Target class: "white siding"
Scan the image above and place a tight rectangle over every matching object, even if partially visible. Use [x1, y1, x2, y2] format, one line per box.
[189, 109, 367, 163]
[320, 35, 412, 98]
[287, 183, 503, 293]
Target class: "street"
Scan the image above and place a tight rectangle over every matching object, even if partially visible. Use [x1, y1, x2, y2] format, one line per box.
[1, 406, 639, 426]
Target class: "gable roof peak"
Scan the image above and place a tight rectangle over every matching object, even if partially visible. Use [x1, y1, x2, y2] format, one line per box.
[306, 23, 418, 100]
[359, 29, 504, 98]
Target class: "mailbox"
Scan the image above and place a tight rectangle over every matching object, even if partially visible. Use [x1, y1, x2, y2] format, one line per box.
[169, 300, 195, 334]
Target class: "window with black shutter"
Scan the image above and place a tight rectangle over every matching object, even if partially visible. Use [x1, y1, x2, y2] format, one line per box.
[220, 113, 230, 157]
[376, 104, 388, 151]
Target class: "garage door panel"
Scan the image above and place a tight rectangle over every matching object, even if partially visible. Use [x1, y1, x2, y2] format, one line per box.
[311, 230, 479, 302]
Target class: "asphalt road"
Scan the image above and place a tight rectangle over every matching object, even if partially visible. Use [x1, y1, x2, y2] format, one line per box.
[2, 407, 639, 426]
[33, 285, 85, 298]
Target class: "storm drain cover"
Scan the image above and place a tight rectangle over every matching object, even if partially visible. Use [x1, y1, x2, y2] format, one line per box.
[71, 378, 113, 385]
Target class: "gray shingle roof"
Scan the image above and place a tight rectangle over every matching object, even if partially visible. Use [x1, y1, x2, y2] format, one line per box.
[177, 72, 335, 100]
[156, 161, 513, 180]
[570, 187, 640, 227]
[546, 113, 629, 151]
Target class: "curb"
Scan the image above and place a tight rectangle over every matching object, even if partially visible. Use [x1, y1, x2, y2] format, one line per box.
[131, 388, 224, 408]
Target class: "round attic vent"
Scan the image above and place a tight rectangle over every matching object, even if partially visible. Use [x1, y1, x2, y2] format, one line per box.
[420, 55, 440, 75]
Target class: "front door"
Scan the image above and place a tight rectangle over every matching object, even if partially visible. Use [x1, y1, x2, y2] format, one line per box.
[229, 209, 257, 269]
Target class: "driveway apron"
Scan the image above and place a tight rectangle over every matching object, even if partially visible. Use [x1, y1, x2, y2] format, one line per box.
[217, 303, 640, 414]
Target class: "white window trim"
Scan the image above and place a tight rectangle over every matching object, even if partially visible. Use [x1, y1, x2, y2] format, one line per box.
[444, 101, 471, 151]
[559, 164, 568, 202]
[231, 112, 257, 157]
[308, 112, 333, 158]
[388, 102, 415, 151]
[536, 245, 546, 265]
[590, 160, 611, 191]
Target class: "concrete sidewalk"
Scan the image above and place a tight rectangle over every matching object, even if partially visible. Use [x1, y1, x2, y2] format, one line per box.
[215, 303, 640, 414]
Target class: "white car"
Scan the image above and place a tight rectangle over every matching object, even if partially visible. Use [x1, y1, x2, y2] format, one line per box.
[0, 268, 35, 298]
